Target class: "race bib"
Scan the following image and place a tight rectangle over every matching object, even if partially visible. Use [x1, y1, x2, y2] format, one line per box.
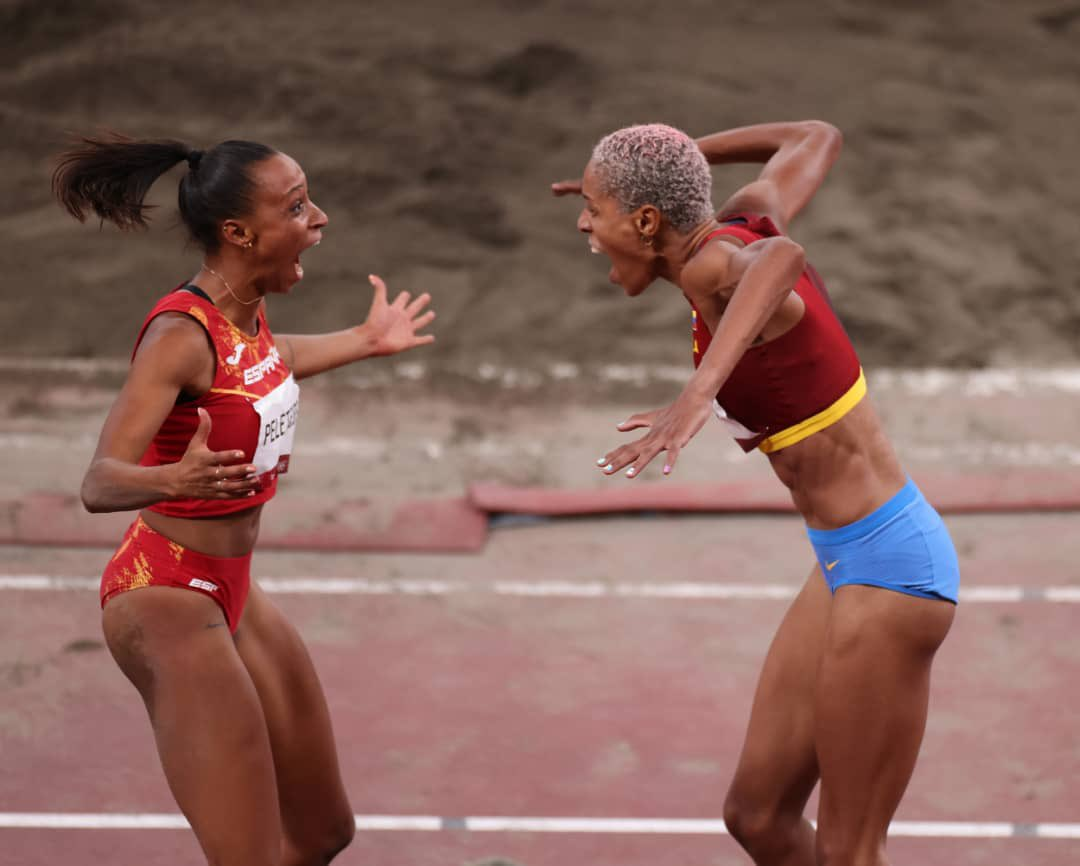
[252, 374, 300, 476]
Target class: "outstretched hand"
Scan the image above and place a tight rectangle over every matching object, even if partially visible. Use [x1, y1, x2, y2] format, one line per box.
[362, 274, 436, 357]
[596, 391, 714, 479]
[550, 179, 583, 197]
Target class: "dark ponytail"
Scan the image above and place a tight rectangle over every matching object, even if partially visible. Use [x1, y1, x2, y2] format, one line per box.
[52, 133, 190, 230]
[53, 133, 277, 254]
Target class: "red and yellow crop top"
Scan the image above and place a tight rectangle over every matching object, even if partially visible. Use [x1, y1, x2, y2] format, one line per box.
[135, 286, 299, 517]
[690, 213, 864, 454]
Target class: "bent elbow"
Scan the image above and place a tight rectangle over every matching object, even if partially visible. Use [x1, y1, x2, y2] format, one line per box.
[80, 487, 102, 514]
[80, 473, 106, 513]
[805, 120, 843, 159]
[777, 237, 806, 277]
[790, 240, 807, 274]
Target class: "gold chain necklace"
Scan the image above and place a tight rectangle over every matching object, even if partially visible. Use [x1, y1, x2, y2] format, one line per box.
[202, 264, 262, 306]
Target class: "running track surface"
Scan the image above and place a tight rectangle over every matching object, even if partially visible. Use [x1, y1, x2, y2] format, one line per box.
[2, 512, 1078, 866]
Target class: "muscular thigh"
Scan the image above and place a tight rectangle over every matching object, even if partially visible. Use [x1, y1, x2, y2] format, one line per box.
[728, 565, 833, 809]
[102, 586, 282, 863]
[815, 585, 955, 840]
[234, 584, 352, 840]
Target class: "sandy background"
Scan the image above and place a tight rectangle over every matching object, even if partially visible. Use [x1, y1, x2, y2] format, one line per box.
[2, 0, 1080, 375]
[3, 7, 1080, 864]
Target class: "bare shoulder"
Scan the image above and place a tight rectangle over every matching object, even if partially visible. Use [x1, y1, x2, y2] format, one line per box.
[132, 311, 215, 387]
[681, 237, 740, 303]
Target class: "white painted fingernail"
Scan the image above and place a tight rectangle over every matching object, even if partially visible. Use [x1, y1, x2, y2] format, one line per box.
[596, 457, 607, 466]
[626, 467, 636, 477]
[603, 463, 613, 472]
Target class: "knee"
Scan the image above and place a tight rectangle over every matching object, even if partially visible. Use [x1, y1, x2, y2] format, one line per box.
[285, 812, 355, 866]
[815, 829, 886, 866]
[325, 813, 356, 861]
[723, 788, 802, 855]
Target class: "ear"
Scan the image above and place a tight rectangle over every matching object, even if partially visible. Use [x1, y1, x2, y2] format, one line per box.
[221, 219, 254, 250]
[635, 205, 661, 241]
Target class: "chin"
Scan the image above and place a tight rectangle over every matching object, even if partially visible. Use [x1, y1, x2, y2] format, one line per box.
[609, 265, 652, 298]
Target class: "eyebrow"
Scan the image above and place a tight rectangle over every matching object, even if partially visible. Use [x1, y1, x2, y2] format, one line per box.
[282, 182, 305, 200]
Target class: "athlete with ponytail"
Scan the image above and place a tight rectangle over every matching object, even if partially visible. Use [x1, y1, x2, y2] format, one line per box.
[54, 134, 435, 865]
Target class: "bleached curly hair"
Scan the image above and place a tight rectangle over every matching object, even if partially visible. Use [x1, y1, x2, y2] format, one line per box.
[590, 123, 714, 234]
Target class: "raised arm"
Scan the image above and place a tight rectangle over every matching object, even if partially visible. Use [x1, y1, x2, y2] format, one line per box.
[696, 120, 842, 232]
[276, 275, 435, 380]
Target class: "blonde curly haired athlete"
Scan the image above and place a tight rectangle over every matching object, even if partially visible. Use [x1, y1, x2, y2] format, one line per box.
[555, 121, 959, 866]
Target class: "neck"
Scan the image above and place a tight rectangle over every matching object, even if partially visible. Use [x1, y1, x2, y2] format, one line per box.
[654, 219, 724, 287]
[195, 259, 263, 333]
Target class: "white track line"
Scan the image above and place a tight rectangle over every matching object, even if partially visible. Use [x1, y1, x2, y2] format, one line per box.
[0, 575, 1077, 603]
[0, 813, 1077, 838]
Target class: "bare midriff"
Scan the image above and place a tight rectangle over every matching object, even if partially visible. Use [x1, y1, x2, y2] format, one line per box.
[141, 505, 263, 558]
[766, 398, 908, 530]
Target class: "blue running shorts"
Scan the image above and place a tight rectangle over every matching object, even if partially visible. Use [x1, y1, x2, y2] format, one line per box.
[806, 477, 960, 604]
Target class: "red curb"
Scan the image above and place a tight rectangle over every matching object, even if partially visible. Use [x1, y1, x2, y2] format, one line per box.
[469, 468, 1080, 516]
[468, 480, 793, 515]
[258, 496, 489, 553]
[3, 469, 1078, 552]
[0, 493, 489, 553]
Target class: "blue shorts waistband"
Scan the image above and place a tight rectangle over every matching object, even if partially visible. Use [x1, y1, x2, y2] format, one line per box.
[806, 477, 921, 545]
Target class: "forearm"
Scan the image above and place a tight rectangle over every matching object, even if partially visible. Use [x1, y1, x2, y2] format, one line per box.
[686, 241, 806, 400]
[277, 327, 381, 380]
[81, 458, 178, 513]
[696, 121, 839, 166]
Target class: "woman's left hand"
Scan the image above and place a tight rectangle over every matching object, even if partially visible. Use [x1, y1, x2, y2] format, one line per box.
[597, 390, 714, 478]
[361, 274, 436, 356]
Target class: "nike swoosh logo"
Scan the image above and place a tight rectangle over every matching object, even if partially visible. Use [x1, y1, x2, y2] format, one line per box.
[825, 560, 839, 571]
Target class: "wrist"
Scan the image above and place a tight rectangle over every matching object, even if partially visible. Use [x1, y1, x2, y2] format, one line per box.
[159, 463, 182, 500]
[352, 323, 383, 358]
[682, 378, 715, 405]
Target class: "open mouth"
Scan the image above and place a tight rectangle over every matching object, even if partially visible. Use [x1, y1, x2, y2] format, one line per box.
[585, 238, 618, 284]
[294, 238, 321, 280]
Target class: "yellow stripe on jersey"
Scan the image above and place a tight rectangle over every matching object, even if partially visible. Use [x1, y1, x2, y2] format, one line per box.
[758, 369, 867, 454]
[209, 386, 261, 400]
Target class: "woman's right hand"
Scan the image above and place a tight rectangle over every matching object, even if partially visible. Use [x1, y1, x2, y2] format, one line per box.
[551, 179, 583, 197]
[171, 409, 260, 499]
